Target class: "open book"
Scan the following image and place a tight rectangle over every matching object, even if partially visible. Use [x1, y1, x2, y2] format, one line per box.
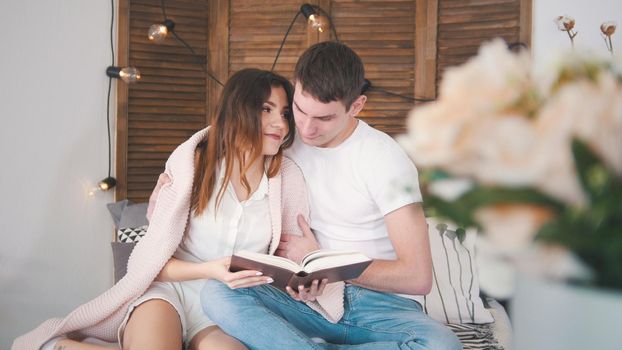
[230, 249, 372, 291]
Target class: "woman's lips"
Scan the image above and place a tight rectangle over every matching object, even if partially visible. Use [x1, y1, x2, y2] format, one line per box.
[265, 133, 281, 141]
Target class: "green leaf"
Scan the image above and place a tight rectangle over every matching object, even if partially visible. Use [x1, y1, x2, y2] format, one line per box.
[572, 138, 610, 203]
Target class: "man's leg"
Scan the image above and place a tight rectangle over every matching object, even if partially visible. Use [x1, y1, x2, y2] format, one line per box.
[201, 280, 342, 350]
[333, 285, 462, 350]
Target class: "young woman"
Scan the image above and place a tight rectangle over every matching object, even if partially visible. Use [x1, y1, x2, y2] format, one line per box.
[13, 68, 310, 350]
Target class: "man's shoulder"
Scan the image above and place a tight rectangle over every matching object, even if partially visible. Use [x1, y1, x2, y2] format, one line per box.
[355, 121, 405, 155]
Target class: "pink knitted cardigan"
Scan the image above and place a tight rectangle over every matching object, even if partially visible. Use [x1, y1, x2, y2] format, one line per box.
[13, 127, 344, 350]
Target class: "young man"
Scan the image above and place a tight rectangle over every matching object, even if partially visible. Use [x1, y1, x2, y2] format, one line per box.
[202, 42, 462, 350]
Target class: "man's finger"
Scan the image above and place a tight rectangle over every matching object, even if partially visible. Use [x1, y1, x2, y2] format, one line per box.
[317, 279, 328, 295]
[277, 241, 288, 250]
[297, 215, 313, 237]
[286, 286, 301, 301]
[298, 285, 309, 301]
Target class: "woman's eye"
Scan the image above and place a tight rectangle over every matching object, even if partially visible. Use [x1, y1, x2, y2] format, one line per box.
[262, 106, 271, 113]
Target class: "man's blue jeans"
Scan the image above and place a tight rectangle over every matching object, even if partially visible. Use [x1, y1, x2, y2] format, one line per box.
[201, 280, 462, 350]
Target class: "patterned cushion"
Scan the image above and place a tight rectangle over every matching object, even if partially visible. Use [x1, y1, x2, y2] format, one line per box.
[414, 218, 494, 324]
[116, 225, 148, 243]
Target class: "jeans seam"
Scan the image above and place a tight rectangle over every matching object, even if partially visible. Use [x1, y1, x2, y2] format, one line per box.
[253, 287, 329, 320]
[250, 298, 325, 350]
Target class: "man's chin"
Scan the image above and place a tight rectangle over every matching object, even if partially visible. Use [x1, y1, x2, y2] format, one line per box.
[300, 136, 322, 146]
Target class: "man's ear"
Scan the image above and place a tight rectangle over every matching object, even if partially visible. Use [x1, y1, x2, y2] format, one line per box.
[348, 94, 367, 117]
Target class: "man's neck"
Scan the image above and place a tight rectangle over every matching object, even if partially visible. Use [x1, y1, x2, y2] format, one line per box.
[325, 117, 358, 148]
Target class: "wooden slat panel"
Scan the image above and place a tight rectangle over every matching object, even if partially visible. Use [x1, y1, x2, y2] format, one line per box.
[437, 0, 522, 93]
[229, 0, 313, 78]
[328, 0, 417, 135]
[122, 0, 209, 202]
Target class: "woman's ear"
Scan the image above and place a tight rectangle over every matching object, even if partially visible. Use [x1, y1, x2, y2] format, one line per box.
[348, 94, 367, 117]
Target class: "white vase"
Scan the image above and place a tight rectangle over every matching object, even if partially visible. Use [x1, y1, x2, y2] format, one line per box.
[512, 275, 622, 350]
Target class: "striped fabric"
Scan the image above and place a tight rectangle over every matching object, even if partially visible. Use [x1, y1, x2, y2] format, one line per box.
[448, 323, 504, 350]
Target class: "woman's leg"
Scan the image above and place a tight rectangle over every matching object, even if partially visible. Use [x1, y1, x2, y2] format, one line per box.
[122, 299, 183, 350]
[188, 326, 248, 350]
[52, 338, 118, 350]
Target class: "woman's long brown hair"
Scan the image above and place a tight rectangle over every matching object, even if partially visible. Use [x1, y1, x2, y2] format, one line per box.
[191, 68, 295, 216]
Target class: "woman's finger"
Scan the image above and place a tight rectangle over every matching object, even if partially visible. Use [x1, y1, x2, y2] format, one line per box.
[224, 270, 263, 283]
[230, 277, 274, 289]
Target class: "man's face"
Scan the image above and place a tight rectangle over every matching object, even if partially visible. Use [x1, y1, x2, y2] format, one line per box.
[292, 82, 358, 148]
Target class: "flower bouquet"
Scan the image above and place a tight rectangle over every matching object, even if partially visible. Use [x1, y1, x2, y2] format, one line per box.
[401, 39, 622, 298]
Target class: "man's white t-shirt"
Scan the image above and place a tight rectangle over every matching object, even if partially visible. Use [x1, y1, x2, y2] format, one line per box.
[285, 120, 422, 260]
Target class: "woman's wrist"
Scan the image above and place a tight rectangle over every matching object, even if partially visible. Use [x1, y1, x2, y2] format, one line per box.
[201, 260, 217, 280]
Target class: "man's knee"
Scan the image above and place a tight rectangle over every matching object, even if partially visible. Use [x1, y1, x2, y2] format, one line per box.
[201, 280, 262, 325]
[411, 325, 462, 350]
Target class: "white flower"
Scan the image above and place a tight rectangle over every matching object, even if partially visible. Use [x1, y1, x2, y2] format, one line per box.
[554, 15, 575, 32]
[428, 178, 474, 201]
[600, 21, 617, 36]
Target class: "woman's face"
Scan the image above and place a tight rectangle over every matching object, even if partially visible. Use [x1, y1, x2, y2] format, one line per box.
[261, 85, 290, 156]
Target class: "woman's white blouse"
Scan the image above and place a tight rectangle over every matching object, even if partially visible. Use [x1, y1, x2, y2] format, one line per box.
[174, 166, 272, 263]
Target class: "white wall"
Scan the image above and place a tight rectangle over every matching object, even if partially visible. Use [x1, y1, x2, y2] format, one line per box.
[0, 1, 116, 348]
[533, 0, 622, 64]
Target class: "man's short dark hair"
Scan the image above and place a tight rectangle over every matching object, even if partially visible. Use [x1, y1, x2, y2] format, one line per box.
[294, 41, 365, 111]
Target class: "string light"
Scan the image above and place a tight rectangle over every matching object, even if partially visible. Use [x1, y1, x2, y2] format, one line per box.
[106, 66, 141, 84]
[148, 0, 223, 86]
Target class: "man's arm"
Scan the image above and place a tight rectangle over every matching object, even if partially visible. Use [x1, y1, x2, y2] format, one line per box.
[278, 203, 433, 296]
[348, 203, 432, 295]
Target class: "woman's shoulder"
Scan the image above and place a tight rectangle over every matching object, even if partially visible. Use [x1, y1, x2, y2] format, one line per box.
[279, 156, 305, 182]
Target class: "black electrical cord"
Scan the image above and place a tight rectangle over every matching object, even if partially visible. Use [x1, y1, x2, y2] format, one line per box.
[367, 86, 435, 103]
[272, 5, 340, 72]
[106, 0, 114, 181]
[158, 0, 223, 86]
[271, 11, 302, 71]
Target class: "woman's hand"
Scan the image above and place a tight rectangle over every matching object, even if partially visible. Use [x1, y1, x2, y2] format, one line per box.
[285, 278, 328, 302]
[206, 257, 273, 289]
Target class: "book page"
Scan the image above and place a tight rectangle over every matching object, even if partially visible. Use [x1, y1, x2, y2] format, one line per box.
[301, 250, 371, 273]
[234, 250, 301, 272]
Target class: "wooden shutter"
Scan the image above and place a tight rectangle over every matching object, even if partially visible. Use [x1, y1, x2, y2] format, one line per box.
[117, 0, 532, 201]
[436, 0, 527, 91]
[326, 0, 417, 135]
[117, 0, 209, 203]
[229, 0, 314, 79]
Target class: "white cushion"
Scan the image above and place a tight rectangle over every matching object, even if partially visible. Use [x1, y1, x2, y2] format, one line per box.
[413, 218, 493, 324]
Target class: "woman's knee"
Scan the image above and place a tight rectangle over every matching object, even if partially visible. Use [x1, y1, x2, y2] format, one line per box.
[189, 326, 248, 350]
[122, 299, 183, 350]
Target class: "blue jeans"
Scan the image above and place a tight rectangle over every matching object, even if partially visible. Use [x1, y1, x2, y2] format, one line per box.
[201, 280, 462, 350]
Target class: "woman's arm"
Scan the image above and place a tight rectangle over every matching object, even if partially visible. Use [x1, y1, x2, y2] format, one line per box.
[155, 256, 273, 289]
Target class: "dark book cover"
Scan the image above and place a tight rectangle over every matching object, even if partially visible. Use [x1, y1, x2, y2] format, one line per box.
[230, 254, 372, 291]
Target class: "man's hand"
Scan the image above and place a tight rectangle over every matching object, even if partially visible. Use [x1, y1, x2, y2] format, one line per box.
[285, 278, 328, 302]
[275, 215, 320, 264]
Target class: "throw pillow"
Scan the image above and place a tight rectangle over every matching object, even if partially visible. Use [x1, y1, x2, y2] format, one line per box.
[117, 225, 148, 243]
[413, 218, 494, 324]
[111, 242, 136, 283]
[106, 199, 149, 230]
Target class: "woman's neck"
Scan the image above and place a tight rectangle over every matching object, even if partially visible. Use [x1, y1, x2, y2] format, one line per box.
[230, 156, 265, 202]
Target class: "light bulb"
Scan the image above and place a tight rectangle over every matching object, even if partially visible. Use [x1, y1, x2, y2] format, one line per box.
[106, 66, 141, 83]
[98, 177, 117, 191]
[300, 4, 327, 33]
[148, 19, 175, 43]
[118, 67, 141, 84]
[148, 24, 168, 42]
[308, 14, 327, 33]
